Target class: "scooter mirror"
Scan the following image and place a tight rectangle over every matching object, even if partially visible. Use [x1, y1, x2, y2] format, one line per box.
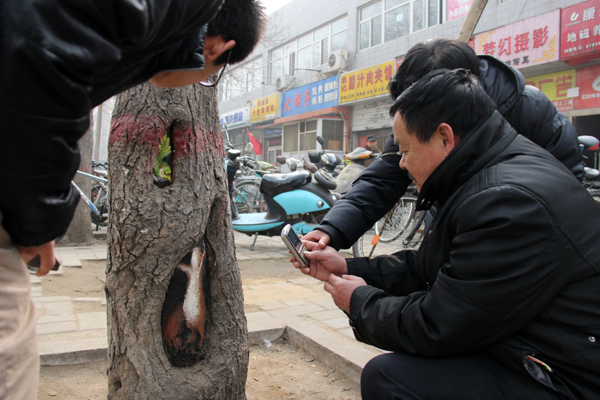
[316, 136, 325, 146]
[227, 149, 241, 161]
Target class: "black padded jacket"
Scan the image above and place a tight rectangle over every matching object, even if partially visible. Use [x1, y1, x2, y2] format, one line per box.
[347, 111, 600, 400]
[0, 0, 223, 246]
[316, 55, 584, 250]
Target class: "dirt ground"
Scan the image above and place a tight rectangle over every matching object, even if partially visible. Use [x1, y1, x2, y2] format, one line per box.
[37, 258, 361, 400]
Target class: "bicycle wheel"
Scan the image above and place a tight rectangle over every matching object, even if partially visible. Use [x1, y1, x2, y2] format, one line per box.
[375, 197, 417, 242]
[402, 210, 425, 248]
[233, 181, 265, 213]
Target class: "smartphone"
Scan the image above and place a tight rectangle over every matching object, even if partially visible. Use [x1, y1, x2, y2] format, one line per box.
[281, 224, 309, 268]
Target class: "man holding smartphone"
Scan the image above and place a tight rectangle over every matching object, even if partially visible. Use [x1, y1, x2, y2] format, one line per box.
[291, 69, 600, 400]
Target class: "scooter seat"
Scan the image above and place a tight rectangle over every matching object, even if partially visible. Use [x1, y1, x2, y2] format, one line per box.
[261, 171, 311, 198]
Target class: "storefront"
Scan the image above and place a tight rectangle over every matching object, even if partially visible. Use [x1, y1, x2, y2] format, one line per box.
[339, 60, 395, 152]
[220, 106, 251, 153]
[267, 76, 348, 170]
[560, 0, 600, 163]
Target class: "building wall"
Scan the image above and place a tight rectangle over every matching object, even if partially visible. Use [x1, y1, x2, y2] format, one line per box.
[219, 0, 600, 161]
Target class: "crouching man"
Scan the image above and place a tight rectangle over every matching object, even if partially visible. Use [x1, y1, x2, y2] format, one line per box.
[292, 69, 600, 400]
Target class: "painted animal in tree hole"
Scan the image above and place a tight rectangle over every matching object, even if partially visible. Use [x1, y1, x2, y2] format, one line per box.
[161, 239, 209, 367]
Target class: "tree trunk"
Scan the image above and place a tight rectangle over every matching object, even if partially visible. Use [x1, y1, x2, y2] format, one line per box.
[61, 114, 95, 245]
[106, 82, 247, 399]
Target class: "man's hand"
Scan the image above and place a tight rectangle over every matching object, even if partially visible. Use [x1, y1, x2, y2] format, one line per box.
[301, 230, 330, 249]
[289, 241, 348, 282]
[324, 274, 367, 313]
[16, 242, 57, 277]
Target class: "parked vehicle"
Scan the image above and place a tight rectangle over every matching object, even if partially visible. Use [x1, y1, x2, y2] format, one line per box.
[227, 149, 339, 250]
[579, 135, 600, 205]
[307, 136, 344, 178]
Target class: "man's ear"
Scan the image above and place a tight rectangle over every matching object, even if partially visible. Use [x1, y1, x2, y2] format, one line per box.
[204, 35, 236, 63]
[437, 123, 457, 155]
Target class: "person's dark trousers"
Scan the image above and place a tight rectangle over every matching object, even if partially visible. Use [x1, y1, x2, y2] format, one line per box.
[361, 352, 564, 400]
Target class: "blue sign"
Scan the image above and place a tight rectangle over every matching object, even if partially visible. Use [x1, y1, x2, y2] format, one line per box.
[220, 107, 250, 128]
[281, 77, 339, 118]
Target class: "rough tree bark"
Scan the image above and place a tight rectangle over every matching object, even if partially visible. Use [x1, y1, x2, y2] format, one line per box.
[62, 114, 95, 245]
[106, 82, 247, 399]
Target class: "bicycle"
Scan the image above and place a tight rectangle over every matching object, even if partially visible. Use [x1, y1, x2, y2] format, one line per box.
[73, 169, 109, 230]
[232, 179, 265, 214]
[352, 195, 417, 258]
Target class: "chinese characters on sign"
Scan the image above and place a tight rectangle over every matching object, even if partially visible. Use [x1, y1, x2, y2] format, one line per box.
[446, 0, 473, 22]
[573, 64, 600, 110]
[251, 94, 279, 123]
[525, 70, 576, 112]
[281, 77, 340, 118]
[561, 0, 600, 60]
[339, 61, 395, 104]
[473, 10, 560, 67]
[220, 107, 250, 129]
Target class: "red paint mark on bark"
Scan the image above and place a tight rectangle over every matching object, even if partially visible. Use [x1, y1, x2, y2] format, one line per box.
[109, 114, 167, 149]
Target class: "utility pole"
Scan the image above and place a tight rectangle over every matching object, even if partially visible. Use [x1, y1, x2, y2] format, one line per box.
[456, 0, 489, 43]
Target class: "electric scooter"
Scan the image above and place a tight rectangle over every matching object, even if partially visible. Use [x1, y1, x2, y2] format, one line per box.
[227, 149, 338, 250]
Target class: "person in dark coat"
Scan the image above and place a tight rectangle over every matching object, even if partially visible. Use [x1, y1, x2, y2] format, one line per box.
[304, 39, 584, 251]
[0, 1, 265, 398]
[293, 69, 600, 400]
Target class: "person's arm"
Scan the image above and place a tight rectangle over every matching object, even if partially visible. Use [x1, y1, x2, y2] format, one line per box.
[509, 86, 584, 180]
[346, 186, 570, 357]
[313, 134, 411, 250]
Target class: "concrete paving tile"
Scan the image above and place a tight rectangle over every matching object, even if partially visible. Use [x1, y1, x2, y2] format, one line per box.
[39, 336, 108, 366]
[338, 327, 356, 339]
[246, 253, 273, 260]
[38, 314, 76, 324]
[73, 297, 104, 303]
[321, 317, 351, 330]
[33, 296, 71, 303]
[309, 297, 339, 310]
[30, 276, 42, 285]
[61, 259, 82, 268]
[36, 321, 77, 335]
[282, 299, 309, 307]
[31, 286, 41, 293]
[308, 309, 345, 321]
[245, 311, 274, 322]
[267, 304, 325, 319]
[77, 312, 107, 330]
[31, 292, 41, 298]
[257, 301, 287, 311]
[40, 302, 73, 315]
[237, 255, 251, 261]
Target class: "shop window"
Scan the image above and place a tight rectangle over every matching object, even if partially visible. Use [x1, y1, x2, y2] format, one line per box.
[322, 120, 344, 151]
[299, 121, 318, 151]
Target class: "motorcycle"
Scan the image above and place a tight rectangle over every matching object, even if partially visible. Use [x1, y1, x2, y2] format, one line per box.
[307, 136, 344, 178]
[227, 149, 339, 250]
[334, 146, 378, 195]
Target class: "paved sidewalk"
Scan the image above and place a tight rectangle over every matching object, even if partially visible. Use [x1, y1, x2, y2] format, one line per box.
[35, 230, 394, 382]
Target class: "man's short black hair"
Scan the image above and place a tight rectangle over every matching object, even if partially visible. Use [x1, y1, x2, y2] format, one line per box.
[390, 69, 496, 142]
[388, 39, 481, 100]
[207, 0, 266, 65]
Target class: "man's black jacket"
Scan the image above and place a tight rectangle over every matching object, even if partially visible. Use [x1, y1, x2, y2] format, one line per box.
[317, 55, 584, 250]
[0, 0, 223, 246]
[347, 111, 600, 400]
